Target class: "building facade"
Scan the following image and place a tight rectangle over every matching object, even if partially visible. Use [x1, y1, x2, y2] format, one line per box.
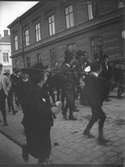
[0, 30, 12, 73]
[8, 0, 125, 70]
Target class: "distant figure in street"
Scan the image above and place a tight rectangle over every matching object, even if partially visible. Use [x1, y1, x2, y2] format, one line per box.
[22, 63, 54, 164]
[61, 50, 77, 120]
[99, 54, 112, 101]
[114, 64, 124, 98]
[81, 61, 109, 145]
[5, 72, 17, 115]
[0, 64, 11, 126]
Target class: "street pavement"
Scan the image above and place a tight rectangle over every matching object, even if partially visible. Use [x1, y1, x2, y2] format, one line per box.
[0, 90, 124, 165]
[0, 133, 37, 164]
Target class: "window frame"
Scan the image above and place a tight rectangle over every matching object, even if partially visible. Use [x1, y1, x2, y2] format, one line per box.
[87, 0, 94, 20]
[48, 14, 56, 36]
[14, 35, 18, 50]
[24, 29, 30, 46]
[3, 52, 9, 63]
[65, 4, 74, 29]
[35, 23, 41, 42]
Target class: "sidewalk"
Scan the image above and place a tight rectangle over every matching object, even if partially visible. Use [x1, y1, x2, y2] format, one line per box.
[0, 92, 124, 165]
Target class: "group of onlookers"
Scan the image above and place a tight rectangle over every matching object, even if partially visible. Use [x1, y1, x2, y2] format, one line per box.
[13, 50, 124, 164]
[0, 49, 124, 164]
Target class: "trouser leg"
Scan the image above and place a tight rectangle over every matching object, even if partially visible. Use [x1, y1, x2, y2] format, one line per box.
[7, 92, 12, 112]
[98, 109, 106, 139]
[84, 108, 98, 133]
[56, 88, 60, 101]
[67, 91, 75, 119]
[49, 89, 55, 104]
[62, 98, 68, 119]
[61, 89, 65, 109]
[1, 98, 7, 124]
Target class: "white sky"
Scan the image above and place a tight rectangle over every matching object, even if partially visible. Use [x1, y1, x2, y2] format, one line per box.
[0, 1, 39, 36]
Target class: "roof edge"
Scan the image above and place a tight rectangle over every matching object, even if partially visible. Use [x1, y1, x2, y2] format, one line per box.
[8, 1, 41, 28]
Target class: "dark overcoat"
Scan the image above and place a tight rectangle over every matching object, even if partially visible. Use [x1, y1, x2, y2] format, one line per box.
[23, 84, 53, 160]
[81, 73, 106, 108]
[61, 63, 76, 91]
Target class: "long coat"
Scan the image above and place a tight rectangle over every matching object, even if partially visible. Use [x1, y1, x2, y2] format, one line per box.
[61, 63, 76, 91]
[23, 84, 53, 160]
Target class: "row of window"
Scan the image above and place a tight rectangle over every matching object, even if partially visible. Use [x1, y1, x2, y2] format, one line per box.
[14, 0, 124, 51]
[14, 3, 93, 50]
[25, 47, 57, 68]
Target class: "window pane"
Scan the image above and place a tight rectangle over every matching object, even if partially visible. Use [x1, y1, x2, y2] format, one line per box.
[66, 15, 70, 28]
[38, 29, 41, 40]
[70, 13, 74, 27]
[52, 22, 55, 35]
[52, 15, 54, 22]
[65, 7, 69, 15]
[3, 53, 9, 63]
[36, 29, 38, 41]
[25, 30, 29, 46]
[36, 23, 41, 41]
[69, 5, 73, 12]
[14, 36, 18, 50]
[38, 23, 40, 28]
[49, 17, 51, 23]
[65, 5, 74, 29]
[88, 3, 93, 20]
[49, 15, 55, 36]
[49, 24, 52, 36]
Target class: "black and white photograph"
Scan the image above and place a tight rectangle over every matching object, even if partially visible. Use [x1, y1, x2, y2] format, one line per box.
[0, 0, 125, 166]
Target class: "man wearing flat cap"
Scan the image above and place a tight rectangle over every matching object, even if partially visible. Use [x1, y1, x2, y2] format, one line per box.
[81, 61, 109, 145]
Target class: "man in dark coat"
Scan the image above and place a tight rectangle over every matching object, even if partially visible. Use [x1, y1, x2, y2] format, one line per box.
[21, 64, 53, 164]
[114, 64, 124, 98]
[61, 50, 76, 120]
[82, 61, 109, 145]
[99, 54, 112, 101]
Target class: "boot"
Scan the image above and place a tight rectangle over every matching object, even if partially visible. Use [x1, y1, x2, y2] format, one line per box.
[83, 130, 94, 138]
[69, 115, 77, 120]
[97, 131, 109, 145]
[22, 145, 29, 162]
[97, 137, 109, 145]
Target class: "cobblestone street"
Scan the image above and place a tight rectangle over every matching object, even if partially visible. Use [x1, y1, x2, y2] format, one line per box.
[0, 0, 125, 166]
[0, 91, 124, 165]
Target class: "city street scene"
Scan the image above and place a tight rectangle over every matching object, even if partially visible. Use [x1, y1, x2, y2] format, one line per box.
[0, 0, 125, 166]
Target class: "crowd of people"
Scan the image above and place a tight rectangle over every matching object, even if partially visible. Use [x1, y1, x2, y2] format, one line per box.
[0, 49, 124, 164]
